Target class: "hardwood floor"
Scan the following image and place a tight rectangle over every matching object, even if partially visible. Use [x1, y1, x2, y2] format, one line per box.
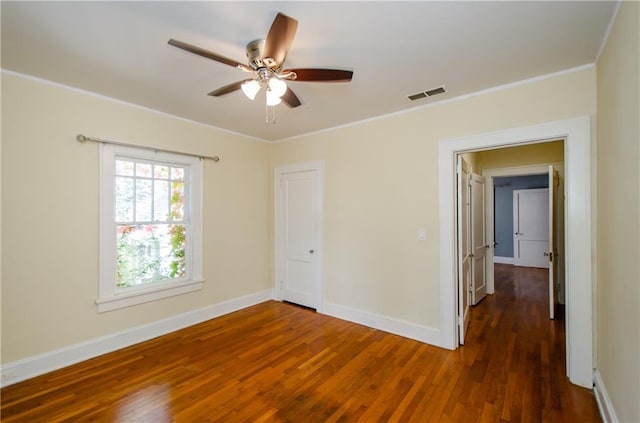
[1, 265, 600, 422]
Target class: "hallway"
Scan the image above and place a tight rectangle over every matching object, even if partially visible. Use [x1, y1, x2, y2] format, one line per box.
[460, 263, 599, 421]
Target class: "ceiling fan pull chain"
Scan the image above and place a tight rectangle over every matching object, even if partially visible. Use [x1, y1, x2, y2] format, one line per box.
[264, 103, 277, 125]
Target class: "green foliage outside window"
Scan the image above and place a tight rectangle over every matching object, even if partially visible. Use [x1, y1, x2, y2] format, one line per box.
[116, 223, 186, 288]
[115, 159, 187, 288]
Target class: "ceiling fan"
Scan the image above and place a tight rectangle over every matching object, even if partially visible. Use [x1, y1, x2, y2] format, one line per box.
[168, 12, 353, 108]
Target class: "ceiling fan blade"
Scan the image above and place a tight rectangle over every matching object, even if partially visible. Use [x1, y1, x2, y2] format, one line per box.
[281, 88, 301, 108]
[284, 68, 353, 82]
[263, 13, 298, 67]
[208, 80, 252, 97]
[168, 39, 251, 71]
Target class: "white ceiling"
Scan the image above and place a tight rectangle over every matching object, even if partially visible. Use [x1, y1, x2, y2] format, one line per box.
[1, 1, 617, 142]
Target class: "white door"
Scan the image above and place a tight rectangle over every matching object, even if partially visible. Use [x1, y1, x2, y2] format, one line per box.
[456, 156, 471, 345]
[275, 164, 322, 310]
[548, 166, 558, 319]
[513, 188, 549, 268]
[471, 173, 487, 305]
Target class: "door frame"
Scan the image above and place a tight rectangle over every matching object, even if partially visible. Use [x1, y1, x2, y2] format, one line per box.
[482, 163, 564, 294]
[438, 116, 592, 388]
[274, 161, 324, 312]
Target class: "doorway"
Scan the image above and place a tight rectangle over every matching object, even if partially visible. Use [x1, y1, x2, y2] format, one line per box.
[483, 163, 563, 318]
[457, 154, 560, 345]
[492, 174, 550, 266]
[438, 116, 593, 388]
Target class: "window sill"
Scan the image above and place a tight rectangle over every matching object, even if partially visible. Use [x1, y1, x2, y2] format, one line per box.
[96, 279, 204, 313]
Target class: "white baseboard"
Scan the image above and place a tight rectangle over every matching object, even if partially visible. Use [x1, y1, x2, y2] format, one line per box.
[2, 292, 443, 387]
[493, 256, 514, 264]
[593, 369, 620, 423]
[322, 302, 441, 347]
[0, 289, 274, 388]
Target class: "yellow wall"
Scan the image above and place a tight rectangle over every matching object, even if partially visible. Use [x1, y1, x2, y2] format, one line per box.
[459, 152, 479, 171]
[596, 2, 640, 422]
[475, 140, 564, 171]
[1, 73, 272, 361]
[272, 66, 596, 329]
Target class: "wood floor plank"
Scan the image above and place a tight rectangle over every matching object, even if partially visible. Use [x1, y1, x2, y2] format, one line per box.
[1, 265, 601, 422]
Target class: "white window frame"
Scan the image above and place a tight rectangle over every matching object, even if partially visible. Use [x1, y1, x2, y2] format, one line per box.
[97, 144, 204, 313]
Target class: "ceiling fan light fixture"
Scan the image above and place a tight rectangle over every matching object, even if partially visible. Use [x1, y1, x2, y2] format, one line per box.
[268, 77, 288, 97]
[169, 12, 353, 113]
[266, 89, 282, 106]
[241, 80, 261, 100]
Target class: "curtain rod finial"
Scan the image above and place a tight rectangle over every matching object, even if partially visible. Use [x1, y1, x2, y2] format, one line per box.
[77, 134, 87, 143]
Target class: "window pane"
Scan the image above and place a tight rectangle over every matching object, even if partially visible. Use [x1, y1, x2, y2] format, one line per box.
[115, 176, 134, 222]
[171, 167, 184, 181]
[171, 181, 184, 221]
[168, 224, 187, 278]
[116, 224, 186, 288]
[136, 163, 152, 178]
[154, 180, 169, 221]
[154, 165, 169, 179]
[115, 160, 134, 176]
[135, 179, 152, 221]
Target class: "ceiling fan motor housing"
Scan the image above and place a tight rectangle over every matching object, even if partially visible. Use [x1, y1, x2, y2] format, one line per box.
[246, 39, 276, 70]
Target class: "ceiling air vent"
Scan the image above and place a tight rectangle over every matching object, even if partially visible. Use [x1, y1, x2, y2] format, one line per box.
[425, 86, 446, 96]
[408, 92, 427, 101]
[408, 85, 446, 101]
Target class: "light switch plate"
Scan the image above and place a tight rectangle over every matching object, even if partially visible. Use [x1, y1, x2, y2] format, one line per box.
[418, 228, 426, 241]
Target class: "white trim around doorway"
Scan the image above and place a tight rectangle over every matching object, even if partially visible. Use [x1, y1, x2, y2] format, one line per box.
[438, 116, 592, 389]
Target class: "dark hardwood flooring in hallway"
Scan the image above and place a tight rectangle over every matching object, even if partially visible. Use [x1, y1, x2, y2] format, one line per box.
[1, 264, 600, 422]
